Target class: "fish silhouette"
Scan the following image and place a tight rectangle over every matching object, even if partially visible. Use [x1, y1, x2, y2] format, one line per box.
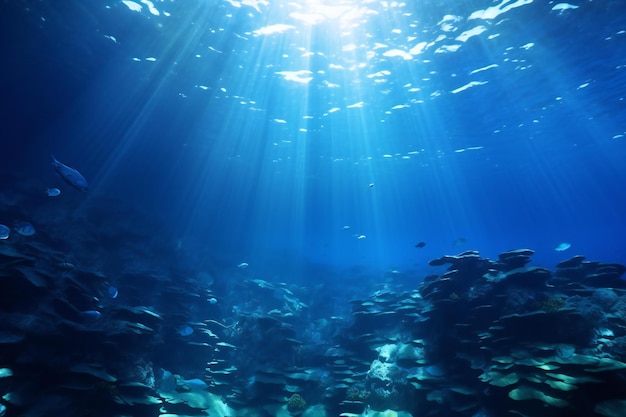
[52, 156, 88, 191]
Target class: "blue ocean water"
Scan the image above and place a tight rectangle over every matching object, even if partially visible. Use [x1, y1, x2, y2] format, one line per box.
[3, 0, 626, 276]
[1, 2, 626, 416]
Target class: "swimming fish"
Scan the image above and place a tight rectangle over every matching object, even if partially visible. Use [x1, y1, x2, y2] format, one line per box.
[46, 187, 61, 197]
[0, 225, 9, 240]
[178, 325, 194, 336]
[415, 241, 426, 248]
[107, 286, 119, 299]
[14, 221, 35, 237]
[554, 242, 571, 252]
[52, 156, 88, 191]
[80, 310, 102, 319]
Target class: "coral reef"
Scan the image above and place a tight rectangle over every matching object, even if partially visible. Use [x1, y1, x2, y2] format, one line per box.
[539, 296, 565, 312]
[0, 196, 624, 417]
[346, 383, 370, 401]
[287, 394, 307, 414]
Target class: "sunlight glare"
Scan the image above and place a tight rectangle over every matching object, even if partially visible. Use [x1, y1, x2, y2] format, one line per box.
[288, 0, 378, 27]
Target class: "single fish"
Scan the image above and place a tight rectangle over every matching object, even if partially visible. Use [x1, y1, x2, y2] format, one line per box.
[52, 156, 88, 191]
[207, 297, 217, 304]
[415, 241, 426, 248]
[107, 286, 119, 299]
[80, 310, 102, 319]
[237, 262, 249, 269]
[554, 242, 571, 252]
[0, 224, 9, 240]
[14, 221, 35, 237]
[46, 187, 61, 197]
[178, 325, 194, 336]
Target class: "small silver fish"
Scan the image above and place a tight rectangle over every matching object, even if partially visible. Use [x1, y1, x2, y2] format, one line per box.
[46, 187, 61, 197]
[554, 242, 571, 252]
[0, 224, 9, 240]
[80, 310, 102, 319]
[52, 156, 88, 192]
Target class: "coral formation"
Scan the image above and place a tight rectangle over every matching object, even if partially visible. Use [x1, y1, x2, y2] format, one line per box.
[539, 296, 565, 313]
[286, 394, 307, 414]
[346, 383, 370, 401]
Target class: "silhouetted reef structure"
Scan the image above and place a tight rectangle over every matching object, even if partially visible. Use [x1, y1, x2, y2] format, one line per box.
[0, 238, 625, 417]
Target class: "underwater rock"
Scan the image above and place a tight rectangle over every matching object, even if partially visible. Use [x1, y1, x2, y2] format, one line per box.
[479, 370, 520, 387]
[13, 265, 51, 288]
[491, 266, 551, 290]
[497, 249, 534, 269]
[395, 343, 425, 366]
[508, 385, 568, 407]
[556, 255, 586, 269]
[70, 363, 117, 382]
[0, 216, 623, 417]
[594, 399, 626, 417]
[555, 344, 575, 359]
[428, 250, 482, 268]
[159, 370, 235, 414]
[364, 410, 413, 417]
